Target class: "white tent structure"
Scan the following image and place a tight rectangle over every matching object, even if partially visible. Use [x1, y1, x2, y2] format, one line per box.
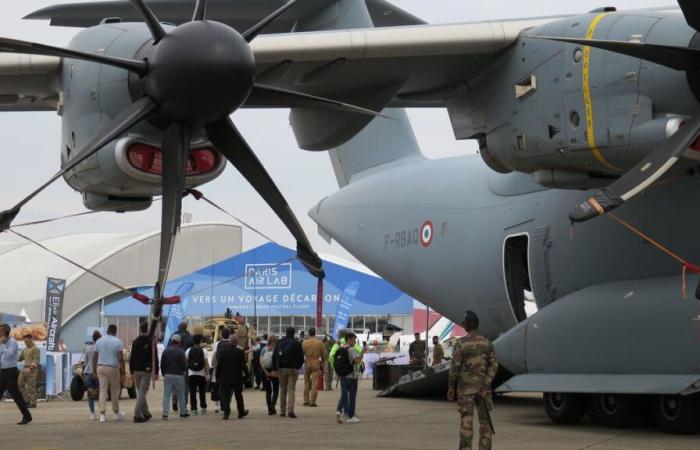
[0, 222, 242, 347]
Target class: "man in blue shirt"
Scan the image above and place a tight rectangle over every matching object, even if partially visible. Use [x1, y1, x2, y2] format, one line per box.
[93, 324, 126, 423]
[0, 323, 32, 425]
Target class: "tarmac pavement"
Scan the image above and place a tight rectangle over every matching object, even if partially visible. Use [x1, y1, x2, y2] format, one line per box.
[1, 381, 698, 449]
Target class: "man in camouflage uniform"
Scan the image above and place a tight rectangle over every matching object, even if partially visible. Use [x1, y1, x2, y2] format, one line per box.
[18, 332, 40, 408]
[448, 311, 498, 450]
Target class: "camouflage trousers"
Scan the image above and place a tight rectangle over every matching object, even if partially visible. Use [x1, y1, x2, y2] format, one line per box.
[459, 395, 492, 450]
[18, 369, 38, 408]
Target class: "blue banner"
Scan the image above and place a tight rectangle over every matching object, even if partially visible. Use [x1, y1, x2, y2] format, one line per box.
[45, 278, 66, 352]
[332, 281, 359, 339]
[163, 282, 195, 344]
[104, 244, 413, 318]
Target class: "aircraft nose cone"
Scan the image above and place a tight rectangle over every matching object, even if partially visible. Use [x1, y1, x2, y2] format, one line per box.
[308, 200, 323, 222]
[143, 21, 255, 124]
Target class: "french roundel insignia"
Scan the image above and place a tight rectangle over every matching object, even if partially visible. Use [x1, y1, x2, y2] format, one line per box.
[420, 220, 434, 247]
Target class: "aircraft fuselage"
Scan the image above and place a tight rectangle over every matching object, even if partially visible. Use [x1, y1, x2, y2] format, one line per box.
[311, 154, 700, 339]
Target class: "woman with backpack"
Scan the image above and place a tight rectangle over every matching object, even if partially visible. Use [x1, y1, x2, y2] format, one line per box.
[260, 335, 279, 415]
[185, 334, 209, 415]
[335, 333, 364, 424]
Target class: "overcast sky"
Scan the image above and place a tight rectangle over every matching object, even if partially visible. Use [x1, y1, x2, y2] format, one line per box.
[0, 0, 673, 261]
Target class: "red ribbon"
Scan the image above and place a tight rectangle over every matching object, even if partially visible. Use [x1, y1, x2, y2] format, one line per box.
[132, 293, 181, 305]
[163, 296, 181, 305]
[132, 293, 150, 304]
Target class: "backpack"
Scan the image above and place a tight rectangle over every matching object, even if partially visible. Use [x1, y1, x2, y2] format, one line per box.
[188, 346, 205, 372]
[333, 346, 353, 377]
[262, 349, 274, 371]
[276, 339, 295, 368]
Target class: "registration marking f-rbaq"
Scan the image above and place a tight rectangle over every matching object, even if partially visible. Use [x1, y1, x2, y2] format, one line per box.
[384, 220, 435, 250]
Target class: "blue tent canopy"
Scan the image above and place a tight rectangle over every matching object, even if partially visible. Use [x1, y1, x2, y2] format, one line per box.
[105, 243, 413, 317]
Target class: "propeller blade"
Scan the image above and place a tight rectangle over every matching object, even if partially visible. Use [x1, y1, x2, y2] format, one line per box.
[679, 0, 700, 34]
[570, 114, 700, 223]
[242, 0, 299, 43]
[530, 36, 700, 71]
[249, 84, 389, 118]
[0, 97, 157, 232]
[149, 122, 191, 336]
[205, 117, 324, 277]
[128, 0, 167, 43]
[157, 122, 191, 290]
[192, 0, 207, 21]
[0, 37, 148, 75]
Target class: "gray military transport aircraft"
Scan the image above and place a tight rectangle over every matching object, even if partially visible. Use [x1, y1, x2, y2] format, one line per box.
[2, 0, 700, 435]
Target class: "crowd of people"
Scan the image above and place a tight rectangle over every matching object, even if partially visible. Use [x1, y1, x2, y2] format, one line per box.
[65, 320, 368, 426]
[0, 309, 499, 450]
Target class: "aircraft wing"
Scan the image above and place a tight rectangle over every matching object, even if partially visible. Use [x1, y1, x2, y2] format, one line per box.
[248, 18, 562, 107]
[0, 55, 60, 112]
[25, 0, 425, 31]
[0, 13, 562, 114]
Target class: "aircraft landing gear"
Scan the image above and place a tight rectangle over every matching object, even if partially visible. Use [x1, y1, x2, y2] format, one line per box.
[543, 392, 587, 424]
[652, 394, 700, 435]
[589, 394, 639, 428]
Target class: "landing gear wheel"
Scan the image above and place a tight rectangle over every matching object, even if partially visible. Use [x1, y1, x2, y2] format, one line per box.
[543, 392, 587, 424]
[652, 394, 700, 434]
[590, 394, 639, 428]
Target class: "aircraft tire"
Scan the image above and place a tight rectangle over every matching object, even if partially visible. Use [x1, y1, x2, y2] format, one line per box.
[589, 394, 639, 428]
[543, 392, 587, 424]
[652, 394, 700, 435]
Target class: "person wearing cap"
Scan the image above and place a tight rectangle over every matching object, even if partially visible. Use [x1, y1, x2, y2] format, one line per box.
[447, 311, 499, 450]
[18, 331, 40, 409]
[160, 334, 189, 420]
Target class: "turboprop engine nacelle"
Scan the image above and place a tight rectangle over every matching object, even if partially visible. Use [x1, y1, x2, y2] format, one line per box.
[450, 11, 700, 187]
[59, 22, 226, 212]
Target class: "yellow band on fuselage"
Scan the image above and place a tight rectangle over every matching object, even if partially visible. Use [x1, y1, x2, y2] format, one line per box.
[582, 13, 621, 172]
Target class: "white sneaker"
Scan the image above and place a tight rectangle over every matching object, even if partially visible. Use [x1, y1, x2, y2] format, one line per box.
[99, 414, 106, 423]
[115, 411, 125, 421]
[90, 413, 96, 421]
[336, 411, 343, 424]
[347, 417, 360, 423]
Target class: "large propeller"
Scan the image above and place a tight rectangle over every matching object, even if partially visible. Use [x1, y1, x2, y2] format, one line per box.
[0, 0, 383, 334]
[532, 1, 700, 298]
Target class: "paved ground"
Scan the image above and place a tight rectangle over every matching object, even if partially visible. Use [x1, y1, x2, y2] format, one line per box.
[1, 382, 699, 449]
